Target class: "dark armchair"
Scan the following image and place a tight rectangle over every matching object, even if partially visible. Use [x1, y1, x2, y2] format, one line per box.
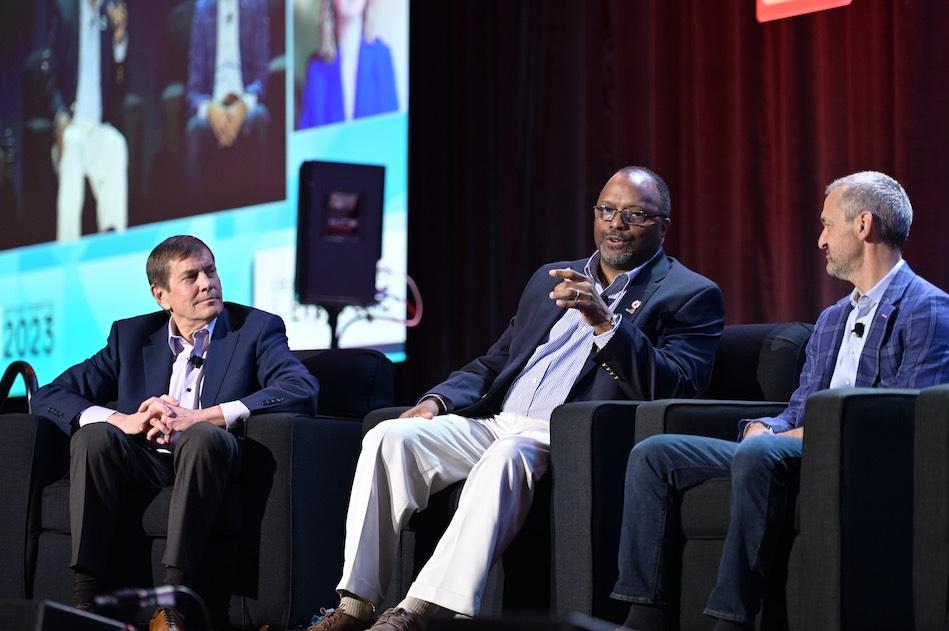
[361, 322, 812, 618]
[561, 375, 919, 630]
[0, 348, 394, 630]
[913, 384, 949, 631]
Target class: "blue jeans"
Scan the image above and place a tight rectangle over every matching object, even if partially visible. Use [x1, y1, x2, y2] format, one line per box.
[611, 433, 802, 624]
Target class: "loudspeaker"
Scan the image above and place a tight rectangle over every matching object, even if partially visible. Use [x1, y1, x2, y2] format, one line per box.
[429, 612, 616, 630]
[296, 160, 385, 307]
[0, 599, 129, 630]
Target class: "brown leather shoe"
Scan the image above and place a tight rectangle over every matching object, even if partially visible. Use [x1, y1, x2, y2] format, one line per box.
[149, 606, 186, 631]
[307, 607, 372, 631]
[369, 608, 426, 631]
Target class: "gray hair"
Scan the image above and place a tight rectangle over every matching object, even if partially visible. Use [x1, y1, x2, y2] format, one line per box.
[825, 171, 913, 250]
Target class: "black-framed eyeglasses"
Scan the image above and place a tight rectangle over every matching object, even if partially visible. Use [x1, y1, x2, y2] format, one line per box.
[593, 205, 667, 226]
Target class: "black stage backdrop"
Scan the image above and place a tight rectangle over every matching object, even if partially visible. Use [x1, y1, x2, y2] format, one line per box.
[399, 0, 949, 402]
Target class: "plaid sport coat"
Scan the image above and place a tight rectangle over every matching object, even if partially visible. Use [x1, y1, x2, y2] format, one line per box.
[756, 262, 949, 434]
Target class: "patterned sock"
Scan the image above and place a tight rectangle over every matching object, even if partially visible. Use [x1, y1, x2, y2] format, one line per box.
[338, 595, 374, 621]
[397, 597, 440, 620]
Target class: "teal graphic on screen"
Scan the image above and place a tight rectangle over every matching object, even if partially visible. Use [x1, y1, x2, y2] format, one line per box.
[0, 0, 409, 394]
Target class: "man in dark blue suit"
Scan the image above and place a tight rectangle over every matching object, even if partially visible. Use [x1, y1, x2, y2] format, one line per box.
[32, 235, 318, 629]
[613, 171, 949, 631]
[309, 167, 725, 631]
[184, 0, 272, 210]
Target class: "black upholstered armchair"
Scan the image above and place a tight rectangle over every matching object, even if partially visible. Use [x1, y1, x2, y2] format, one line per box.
[561, 378, 919, 631]
[0, 348, 394, 630]
[913, 384, 949, 631]
[361, 322, 812, 618]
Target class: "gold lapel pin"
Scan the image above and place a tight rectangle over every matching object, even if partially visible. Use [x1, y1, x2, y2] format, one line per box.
[626, 300, 642, 316]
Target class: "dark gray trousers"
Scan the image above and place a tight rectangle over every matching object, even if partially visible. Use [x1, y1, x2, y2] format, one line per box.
[69, 421, 240, 580]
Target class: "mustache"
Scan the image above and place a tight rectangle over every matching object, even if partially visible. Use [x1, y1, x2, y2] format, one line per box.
[603, 232, 632, 242]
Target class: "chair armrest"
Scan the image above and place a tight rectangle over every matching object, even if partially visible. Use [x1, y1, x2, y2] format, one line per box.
[239, 413, 363, 627]
[798, 388, 918, 631]
[550, 400, 641, 619]
[635, 399, 789, 443]
[914, 384, 949, 631]
[0, 414, 68, 599]
[363, 407, 411, 436]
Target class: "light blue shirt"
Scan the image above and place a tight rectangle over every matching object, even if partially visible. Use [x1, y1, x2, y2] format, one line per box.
[498, 250, 660, 421]
[829, 259, 904, 388]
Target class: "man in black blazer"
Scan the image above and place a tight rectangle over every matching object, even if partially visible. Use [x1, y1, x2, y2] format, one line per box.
[47, 0, 130, 241]
[309, 167, 725, 631]
[32, 235, 318, 629]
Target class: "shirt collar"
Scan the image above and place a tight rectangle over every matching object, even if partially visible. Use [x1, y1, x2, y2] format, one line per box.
[167, 317, 217, 355]
[849, 258, 904, 311]
[584, 248, 662, 296]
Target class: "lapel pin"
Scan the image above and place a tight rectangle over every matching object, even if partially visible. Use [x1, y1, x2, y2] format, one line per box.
[626, 300, 642, 316]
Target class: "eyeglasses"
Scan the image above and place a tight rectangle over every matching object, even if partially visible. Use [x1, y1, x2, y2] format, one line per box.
[593, 205, 667, 226]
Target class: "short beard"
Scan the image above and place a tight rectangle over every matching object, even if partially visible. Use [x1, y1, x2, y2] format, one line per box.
[599, 242, 638, 270]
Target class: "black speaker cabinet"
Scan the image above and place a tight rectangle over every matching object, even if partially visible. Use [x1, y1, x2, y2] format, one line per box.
[296, 160, 386, 307]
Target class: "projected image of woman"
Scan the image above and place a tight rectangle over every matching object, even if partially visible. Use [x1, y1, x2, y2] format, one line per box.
[298, 0, 399, 128]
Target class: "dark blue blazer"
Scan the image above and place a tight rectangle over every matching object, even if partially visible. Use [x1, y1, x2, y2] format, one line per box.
[754, 262, 949, 433]
[48, 0, 126, 125]
[33, 303, 319, 435]
[186, 0, 270, 116]
[298, 39, 399, 129]
[428, 252, 725, 418]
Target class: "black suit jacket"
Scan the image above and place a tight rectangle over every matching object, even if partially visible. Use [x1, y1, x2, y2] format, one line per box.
[32, 302, 319, 435]
[429, 252, 725, 418]
[47, 0, 126, 125]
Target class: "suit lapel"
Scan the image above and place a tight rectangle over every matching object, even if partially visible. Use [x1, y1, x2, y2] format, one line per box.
[612, 253, 671, 325]
[143, 319, 174, 399]
[570, 253, 670, 388]
[855, 264, 913, 386]
[201, 308, 239, 407]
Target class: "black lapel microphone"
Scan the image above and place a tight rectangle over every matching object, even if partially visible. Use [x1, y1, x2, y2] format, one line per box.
[188, 355, 205, 368]
[852, 322, 865, 338]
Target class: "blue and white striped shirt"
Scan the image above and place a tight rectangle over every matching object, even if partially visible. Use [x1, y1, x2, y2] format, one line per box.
[499, 250, 658, 421]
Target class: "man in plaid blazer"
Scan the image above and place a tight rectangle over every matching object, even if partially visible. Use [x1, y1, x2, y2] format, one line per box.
[613, 171, 949, 631]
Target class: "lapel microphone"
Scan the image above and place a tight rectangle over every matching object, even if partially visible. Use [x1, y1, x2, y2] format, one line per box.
[852, 322, 865, 338]
[188, 355, 205, 368]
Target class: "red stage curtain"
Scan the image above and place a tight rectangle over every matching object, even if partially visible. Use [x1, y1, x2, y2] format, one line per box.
[404, 0, 949, 399]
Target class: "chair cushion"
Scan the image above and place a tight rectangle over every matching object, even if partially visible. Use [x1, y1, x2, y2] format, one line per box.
[295, 349, 395, 419]
[757, 322, 813, 402]
[681, 477, 731, 538]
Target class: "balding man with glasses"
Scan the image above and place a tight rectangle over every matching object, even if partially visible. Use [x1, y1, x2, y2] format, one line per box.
[308, 166, 725, 631]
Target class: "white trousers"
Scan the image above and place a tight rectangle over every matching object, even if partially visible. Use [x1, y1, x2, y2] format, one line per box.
[337, 412, 551, 616]
[56, 120, 128, 242]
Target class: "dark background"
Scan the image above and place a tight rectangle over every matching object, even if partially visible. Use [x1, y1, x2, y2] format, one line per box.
[398, 0, 949, 402]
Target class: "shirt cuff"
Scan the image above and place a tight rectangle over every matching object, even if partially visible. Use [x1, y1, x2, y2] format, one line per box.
[419, 393, 451, 415]
[79, 405, 118, 427]
[242, 93, 258, 112]
[219, 400, 251, 430]
[593, 314, 622, 349]
[198, 99, 210, 120]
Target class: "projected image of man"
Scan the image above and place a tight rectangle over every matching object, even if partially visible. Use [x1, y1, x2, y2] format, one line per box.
[48, 0, 129, 242]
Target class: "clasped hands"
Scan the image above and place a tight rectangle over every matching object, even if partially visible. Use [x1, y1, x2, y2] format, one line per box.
[108, 395, 204, 446]
[548, 268, 613, 335]
[208, 95, 248, 148]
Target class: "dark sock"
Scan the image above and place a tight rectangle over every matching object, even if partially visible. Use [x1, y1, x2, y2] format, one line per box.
[623, 603, 667, 631]
[165, 566, 186, 586]
[711, 619, 753, 631]
[72, 571, 97, 610]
